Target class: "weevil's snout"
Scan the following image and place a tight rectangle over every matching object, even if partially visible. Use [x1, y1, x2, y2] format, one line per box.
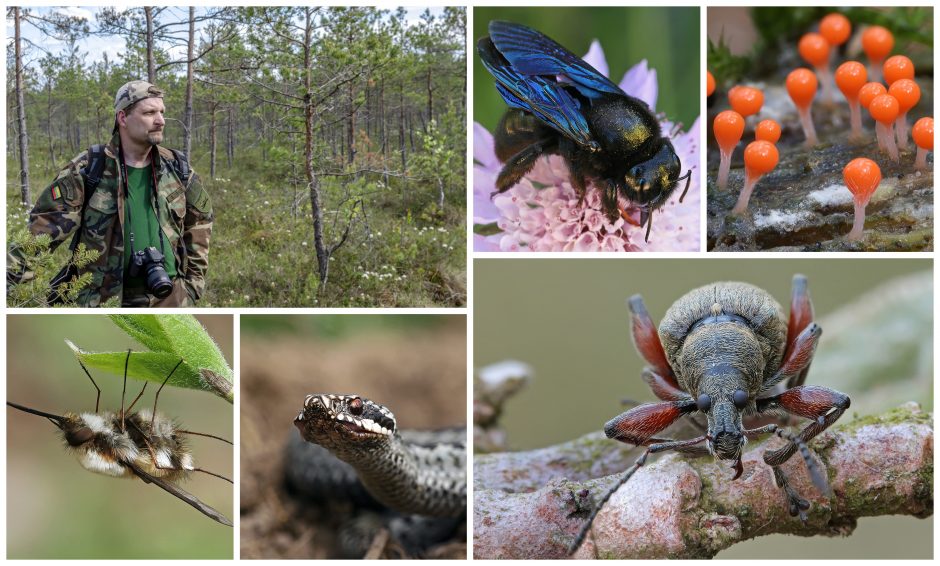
[712, 429, 745, 460]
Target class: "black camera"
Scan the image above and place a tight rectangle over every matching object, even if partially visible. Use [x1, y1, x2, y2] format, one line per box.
[129, 247, 173, 298]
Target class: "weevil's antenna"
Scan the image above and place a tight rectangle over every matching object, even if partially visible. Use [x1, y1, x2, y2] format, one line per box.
[151, 358, 185, 431]
[120, 349, 131, 433]
[76, 359, 101, 413]
[7, 401, 67, 429]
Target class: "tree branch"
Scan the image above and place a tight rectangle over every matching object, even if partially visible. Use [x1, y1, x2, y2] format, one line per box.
[473, 403, 933, 559]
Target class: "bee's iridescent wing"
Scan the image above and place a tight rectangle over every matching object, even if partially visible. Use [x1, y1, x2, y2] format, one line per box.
[488, 20, 624, 99]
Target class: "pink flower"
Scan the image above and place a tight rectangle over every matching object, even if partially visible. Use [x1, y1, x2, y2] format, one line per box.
[474, 41, 700, 252]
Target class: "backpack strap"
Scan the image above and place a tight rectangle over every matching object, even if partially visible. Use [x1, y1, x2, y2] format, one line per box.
[67, 144, 107, 252]
[167, 148, 191, 185]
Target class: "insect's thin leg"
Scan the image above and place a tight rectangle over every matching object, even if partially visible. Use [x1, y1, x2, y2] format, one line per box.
[756, 385, 850, 467]
[193, 467, 233, 484]
[76, 359, 102, 413]
[125, 382, 149, 414]
[567, 434, 708, 556]
[151, 358, 184, 431]
[493, 139, 554, 195]
[177, 429, 233, 445]
[772, 465, 811, 522]
[120, 349, 131, 432]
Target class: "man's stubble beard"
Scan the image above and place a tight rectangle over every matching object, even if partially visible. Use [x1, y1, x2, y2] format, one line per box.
[147, 131, 163, 146]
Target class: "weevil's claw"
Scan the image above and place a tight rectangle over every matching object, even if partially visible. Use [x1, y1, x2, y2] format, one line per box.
[732, 457, 743, 480]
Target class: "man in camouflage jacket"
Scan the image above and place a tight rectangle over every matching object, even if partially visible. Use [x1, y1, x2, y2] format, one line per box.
[9, 80, 212, 307]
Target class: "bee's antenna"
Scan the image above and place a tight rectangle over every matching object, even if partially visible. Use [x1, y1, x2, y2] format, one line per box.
[76, 359, 101, 413]
[678, 169, 692, 203]
[151, 358, 185, 431]
[644, 208, 653, 243]
[177, 429, 233, 445]
[121, 349, 132, 433]
[7, 401, 67, 429]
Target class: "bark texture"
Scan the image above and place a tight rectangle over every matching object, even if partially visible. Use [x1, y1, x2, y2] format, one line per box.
[473, 403, 933, 559]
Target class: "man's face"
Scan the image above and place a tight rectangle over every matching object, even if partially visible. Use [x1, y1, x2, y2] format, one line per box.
[119, 97, 165, 146]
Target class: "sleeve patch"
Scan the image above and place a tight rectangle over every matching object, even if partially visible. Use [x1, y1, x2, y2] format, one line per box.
[51, 185, 62, 200]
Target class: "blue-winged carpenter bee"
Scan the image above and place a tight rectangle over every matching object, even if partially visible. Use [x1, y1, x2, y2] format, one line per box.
[478, 21, 692, 242]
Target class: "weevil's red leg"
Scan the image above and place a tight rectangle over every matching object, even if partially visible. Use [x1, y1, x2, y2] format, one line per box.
[757, 385, 850, 479]
[785, 274, 815, 388]
[604, 399, 697, 446]
[628, 295, 680, 390]
[641, 368, 690, 401]
[567, 432, 707, 556]
[761, 322, 822, 392]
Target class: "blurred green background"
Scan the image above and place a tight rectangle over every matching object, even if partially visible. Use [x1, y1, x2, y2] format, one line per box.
[7, 315, 233, 559]
[473, 7, 700, 133]
[241, 313, 451, 338]
[475, 258, 932, 559]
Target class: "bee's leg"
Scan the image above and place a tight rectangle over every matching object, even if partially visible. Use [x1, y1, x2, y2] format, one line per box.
[151, 358, 185, 431]
[493, 139, 555, 195]
[784, 274, 815, 388]
[627, 295, 682, 390]
[125, 382, 149, 414]
[128, 419, 233, 484]
[75, 359, 102, 413]
[568, 432, 707, 556]
[568, 161, 589, 207]
[120, 349, 132, 432]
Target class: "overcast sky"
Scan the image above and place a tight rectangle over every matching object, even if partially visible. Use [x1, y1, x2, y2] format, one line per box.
[9, 6, 450, 70]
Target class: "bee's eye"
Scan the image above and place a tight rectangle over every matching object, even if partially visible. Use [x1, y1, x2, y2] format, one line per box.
[732, 389, 748, 409]
[66, 427, 94, 447]
[696, 394, 712, 412]
[348, 397, 363, 416]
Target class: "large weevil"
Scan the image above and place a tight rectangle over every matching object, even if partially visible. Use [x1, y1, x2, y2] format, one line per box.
[570, 275, 850, 554]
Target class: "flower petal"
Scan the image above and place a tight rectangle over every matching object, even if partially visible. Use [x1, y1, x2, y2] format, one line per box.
[582, 40, 609, 79]
[473, 122, 500, 170]
[619, 60, 658, 110]
[473, 165, 501, 224]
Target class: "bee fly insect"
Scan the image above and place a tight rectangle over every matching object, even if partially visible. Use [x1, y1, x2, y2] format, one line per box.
[7, 350, 233, 527]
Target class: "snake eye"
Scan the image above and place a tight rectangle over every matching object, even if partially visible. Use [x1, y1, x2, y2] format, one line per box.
[732, 389, 748, 409]
[696, 394, 712, 412]
[348, 397, 363, 415]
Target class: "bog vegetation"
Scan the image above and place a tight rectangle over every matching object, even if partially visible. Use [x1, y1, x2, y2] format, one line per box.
[7, 6, 466, 307]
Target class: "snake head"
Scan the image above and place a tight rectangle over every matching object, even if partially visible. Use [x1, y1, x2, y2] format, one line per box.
[294, 394, 397, 450]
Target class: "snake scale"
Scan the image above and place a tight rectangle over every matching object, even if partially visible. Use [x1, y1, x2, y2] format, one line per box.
[288, 394, 466, 548]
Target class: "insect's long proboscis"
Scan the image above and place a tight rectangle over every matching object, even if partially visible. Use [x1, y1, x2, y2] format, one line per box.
[7, 401, 66, 426]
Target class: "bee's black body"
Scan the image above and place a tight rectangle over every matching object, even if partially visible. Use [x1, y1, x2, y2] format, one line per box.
[479, 21, 690, 240]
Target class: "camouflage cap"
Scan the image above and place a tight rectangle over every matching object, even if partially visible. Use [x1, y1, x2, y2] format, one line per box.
[114, 80, 164, 113]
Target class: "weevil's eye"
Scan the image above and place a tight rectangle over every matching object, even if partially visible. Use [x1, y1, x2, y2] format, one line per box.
[732, 389, 748, 409]
[66, 427, 94, 447]
[348, 397, 363, 416]
[696, 394, 712, 412]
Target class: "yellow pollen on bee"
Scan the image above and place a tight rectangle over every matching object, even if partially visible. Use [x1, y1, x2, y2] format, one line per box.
[623, 124, 649, 148]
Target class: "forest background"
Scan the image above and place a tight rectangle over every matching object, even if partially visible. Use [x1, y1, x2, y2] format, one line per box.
[7, 6, 467, 307]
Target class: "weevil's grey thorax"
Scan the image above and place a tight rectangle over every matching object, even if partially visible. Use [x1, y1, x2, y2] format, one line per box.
[659, 282, 788, 398]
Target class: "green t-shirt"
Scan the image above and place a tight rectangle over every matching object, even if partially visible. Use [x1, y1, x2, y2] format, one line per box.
[123, 164, 177, 285]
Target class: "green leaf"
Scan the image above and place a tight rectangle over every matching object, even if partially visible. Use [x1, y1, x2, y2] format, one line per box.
[66, 341, 198, 390]
[66, 315, 234, 403]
